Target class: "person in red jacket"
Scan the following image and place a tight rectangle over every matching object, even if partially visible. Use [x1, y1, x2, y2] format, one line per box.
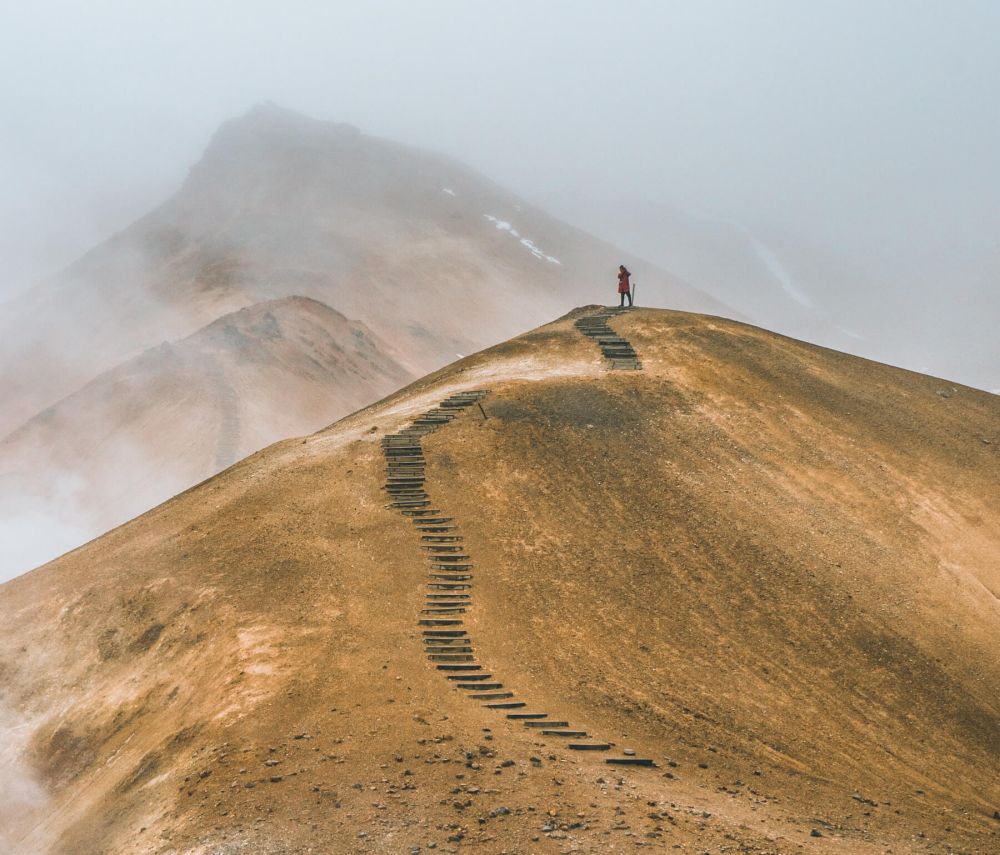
[617, 265, 632, 307]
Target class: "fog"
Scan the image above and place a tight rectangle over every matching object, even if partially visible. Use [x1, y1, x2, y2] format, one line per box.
[0, 1, 998, 583]
[0, 702, 48, 852]
[4, 2, 998, 290]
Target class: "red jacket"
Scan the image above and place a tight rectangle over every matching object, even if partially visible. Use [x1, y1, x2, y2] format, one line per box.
[618, 269, 631, 294]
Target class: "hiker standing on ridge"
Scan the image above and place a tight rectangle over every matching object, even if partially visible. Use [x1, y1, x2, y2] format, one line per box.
[617, 265, 633, 308]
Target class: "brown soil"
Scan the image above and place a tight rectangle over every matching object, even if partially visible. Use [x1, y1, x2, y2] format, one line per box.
[1, 308, 998, 854]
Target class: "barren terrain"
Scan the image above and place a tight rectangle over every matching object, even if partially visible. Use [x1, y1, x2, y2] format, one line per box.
[1, 308, 997, 853]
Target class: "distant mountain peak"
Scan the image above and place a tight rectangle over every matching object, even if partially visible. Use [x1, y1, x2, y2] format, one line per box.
[204, 102, 361, 157]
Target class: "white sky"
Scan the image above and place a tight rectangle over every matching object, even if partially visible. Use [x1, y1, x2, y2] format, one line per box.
[1, 0, 999, 293]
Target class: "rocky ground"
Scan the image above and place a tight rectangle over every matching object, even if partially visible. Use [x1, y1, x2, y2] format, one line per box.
[1, 308, 998, 853]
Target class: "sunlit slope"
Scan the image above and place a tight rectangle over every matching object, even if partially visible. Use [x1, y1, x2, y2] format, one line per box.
[444, 311, 1000, 790]
[0, 308, 997, 854]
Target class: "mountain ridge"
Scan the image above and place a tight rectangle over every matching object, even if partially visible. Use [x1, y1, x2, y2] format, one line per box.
[0, 104, 732, 578]
[0, 295, 412, 576]
[2, 307, 996, 853]
[0, 103, 727, 434]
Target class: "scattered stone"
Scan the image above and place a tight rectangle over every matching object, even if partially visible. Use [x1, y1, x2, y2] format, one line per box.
[810, 829, 823, 837]
[269, 776, 283, 783]
[623, 749, 636, 756]
[264, 759, 280, 767]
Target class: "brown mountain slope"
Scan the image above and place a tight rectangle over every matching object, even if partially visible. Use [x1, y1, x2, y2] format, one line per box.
[1, 308, 998, 854]
[0, 103, 729, 438]
[0, 296, 412, 573]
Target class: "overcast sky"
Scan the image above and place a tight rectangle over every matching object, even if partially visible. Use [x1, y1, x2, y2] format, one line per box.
[2, 0, 999, 297]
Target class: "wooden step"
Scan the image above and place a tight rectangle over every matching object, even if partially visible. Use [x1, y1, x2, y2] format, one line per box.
[606, 757, 656, 767]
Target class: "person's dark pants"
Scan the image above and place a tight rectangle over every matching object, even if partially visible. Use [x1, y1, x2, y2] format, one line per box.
[619, 291, 632, 307]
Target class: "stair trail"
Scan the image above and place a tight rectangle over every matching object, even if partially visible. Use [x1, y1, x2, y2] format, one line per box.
[574, 308, 642, 370]
[381, 385, 654, 769]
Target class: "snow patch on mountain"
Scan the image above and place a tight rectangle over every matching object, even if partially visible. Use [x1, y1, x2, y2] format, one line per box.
[484, 215, 561, 264]
[746, 236, 814, 309]
[837, 326, 865, 341]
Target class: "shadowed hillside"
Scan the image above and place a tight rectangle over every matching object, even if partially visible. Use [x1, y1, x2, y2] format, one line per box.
[1, 308, 997, 853]
[0, 296, 411, 574]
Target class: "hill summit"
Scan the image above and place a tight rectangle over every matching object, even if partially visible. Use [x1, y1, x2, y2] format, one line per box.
[0, 105, 728, 578]
[2, 308, 997, 853]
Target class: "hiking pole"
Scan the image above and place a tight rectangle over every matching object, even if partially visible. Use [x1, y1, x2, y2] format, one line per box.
[632, 280, 637, 307]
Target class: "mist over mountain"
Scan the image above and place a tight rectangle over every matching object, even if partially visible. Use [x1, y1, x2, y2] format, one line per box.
[0, 296, 411, 574]
[2, 6, 998, 851]
[0, 105, 726, 579]
[557, 197, 1000, 393]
